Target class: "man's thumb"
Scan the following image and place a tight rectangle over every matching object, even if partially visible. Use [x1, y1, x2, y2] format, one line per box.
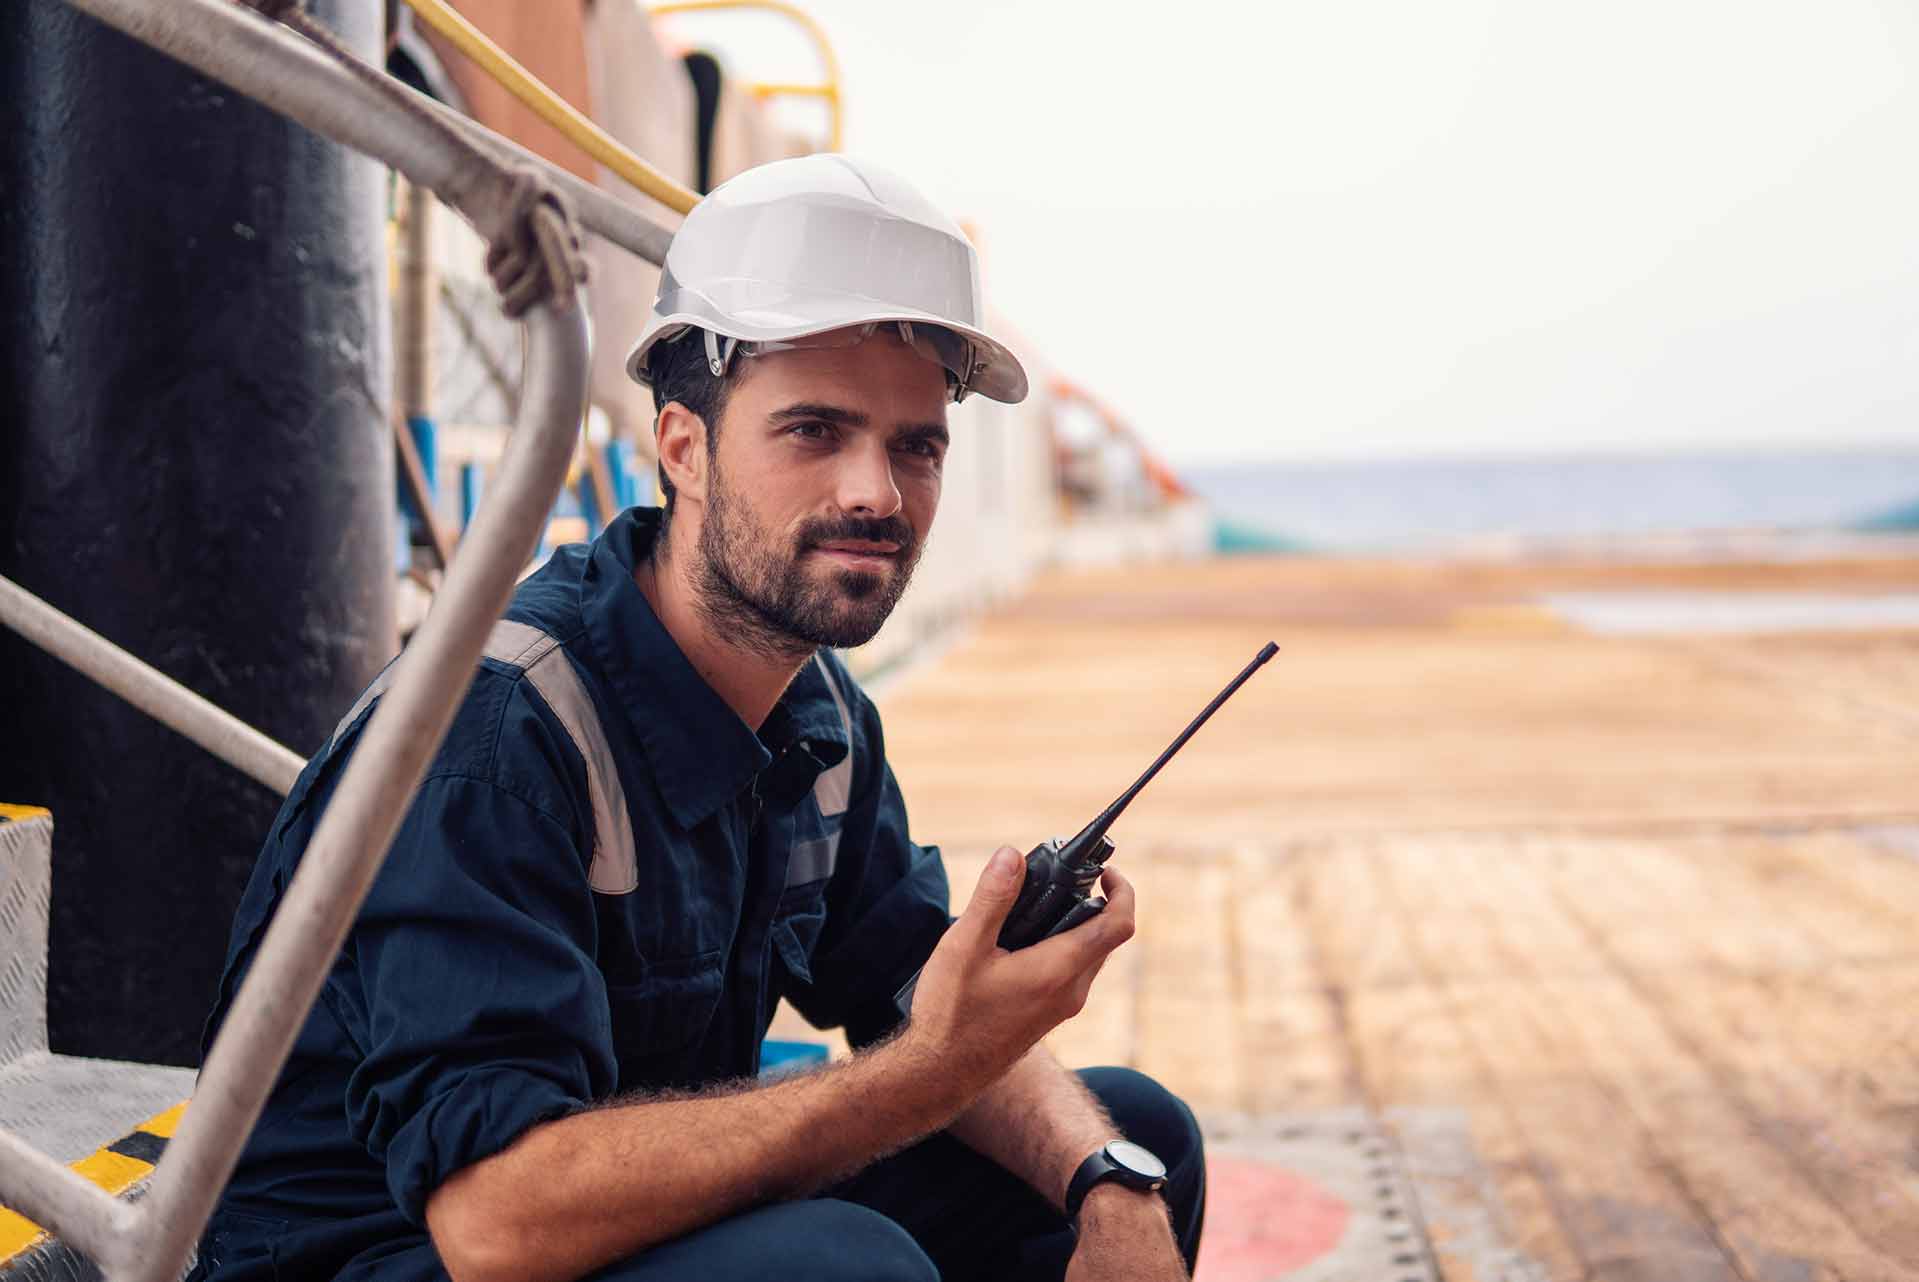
[954, 846, 1026, 948]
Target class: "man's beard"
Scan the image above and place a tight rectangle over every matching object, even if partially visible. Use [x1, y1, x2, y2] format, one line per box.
[693, 463, 923, 660]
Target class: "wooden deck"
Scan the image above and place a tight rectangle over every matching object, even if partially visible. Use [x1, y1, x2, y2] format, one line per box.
[863, 553, 1919, 1282]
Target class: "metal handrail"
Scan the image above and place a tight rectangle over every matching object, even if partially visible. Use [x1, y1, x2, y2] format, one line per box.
[404, 0, 702, 215]
[0, 576, 307, 796]
[0, 2, 596, 1279]
[428, 90, 677, 262]
[52, 0, 677, 268]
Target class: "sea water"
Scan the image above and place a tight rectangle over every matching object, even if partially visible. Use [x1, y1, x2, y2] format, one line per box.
[1183, 447, 1919, 553]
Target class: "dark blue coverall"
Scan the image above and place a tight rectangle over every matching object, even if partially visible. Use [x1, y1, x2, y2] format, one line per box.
[190, 507, 1204, 1281]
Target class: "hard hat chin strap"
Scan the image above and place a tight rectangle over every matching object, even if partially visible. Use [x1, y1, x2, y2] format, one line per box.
[703, 329, 738, 378]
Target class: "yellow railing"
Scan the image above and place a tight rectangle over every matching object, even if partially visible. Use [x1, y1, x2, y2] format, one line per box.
[649, 0, 845, 151]
[399, 0, 846, 209]
[401, 0, 702, 214]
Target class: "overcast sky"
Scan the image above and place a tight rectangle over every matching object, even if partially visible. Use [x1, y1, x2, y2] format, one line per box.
[651, 0, 1919, 466]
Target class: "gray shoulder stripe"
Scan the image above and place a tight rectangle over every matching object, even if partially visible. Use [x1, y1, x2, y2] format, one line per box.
[330, 666, 394, 749]
[329, 622, 638, 895]
[811, 655, 854, 818]
[484, 619, 561, 669]
[488, 621, 639, 895]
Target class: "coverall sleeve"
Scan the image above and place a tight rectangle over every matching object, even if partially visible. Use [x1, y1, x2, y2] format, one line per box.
[786, 691, 951, 1048]
[327, 689, 618, 1227]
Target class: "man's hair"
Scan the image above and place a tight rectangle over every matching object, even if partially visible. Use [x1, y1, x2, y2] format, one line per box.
[646, 328, 738, 524]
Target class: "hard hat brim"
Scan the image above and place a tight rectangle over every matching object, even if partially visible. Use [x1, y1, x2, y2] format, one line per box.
[626, 296, 1029, 405]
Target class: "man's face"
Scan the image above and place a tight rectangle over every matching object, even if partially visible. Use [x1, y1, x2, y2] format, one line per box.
[690, 329, 952, 656]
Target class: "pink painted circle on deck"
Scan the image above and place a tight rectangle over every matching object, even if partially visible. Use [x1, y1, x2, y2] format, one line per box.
[1196, 1156, 1352, 1282]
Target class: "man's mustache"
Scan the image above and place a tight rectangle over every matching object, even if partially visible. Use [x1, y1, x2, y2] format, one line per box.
[799, 516, 917, 558]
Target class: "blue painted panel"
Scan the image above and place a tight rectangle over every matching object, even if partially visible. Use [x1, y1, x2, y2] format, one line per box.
[760, 1039, 829, 1077]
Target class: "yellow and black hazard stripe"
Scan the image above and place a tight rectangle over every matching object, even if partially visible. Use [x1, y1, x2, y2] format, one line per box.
[0, 1100, 188, 1263]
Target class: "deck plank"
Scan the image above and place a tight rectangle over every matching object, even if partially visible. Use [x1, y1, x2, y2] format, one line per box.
[1564, 834, 1919, 1268]
[1384, 836, 1753, 1282]
[1310, 840, 1585, 1282]
[1234, 845, 1362, 1113]
[1493, 835, 1898, 1280]
[1129, 854, 1242, 1112]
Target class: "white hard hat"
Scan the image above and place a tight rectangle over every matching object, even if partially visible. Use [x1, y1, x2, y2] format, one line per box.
[624, 154, 1029, 404]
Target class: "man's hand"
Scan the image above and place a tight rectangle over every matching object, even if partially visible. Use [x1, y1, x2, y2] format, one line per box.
[1068, 1185, 1189, 1282]
[902, 845, 1136, 1096]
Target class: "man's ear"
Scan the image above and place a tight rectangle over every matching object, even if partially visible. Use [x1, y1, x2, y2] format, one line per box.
[655, 401, 709, 506]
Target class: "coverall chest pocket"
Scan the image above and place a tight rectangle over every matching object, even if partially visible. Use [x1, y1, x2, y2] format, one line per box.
[605, 949, 724, 1090]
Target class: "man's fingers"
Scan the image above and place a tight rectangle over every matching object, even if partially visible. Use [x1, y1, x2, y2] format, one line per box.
[947, 846, 1027, 953]
[1066, 945, 1117, 1014]
[1072, 868, 1137, 954]
[1097, 867, 1137, 941]
[1022, 868, 1138, 977]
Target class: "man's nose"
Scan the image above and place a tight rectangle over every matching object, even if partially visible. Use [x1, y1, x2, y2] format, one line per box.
[836, 440, 903, 519]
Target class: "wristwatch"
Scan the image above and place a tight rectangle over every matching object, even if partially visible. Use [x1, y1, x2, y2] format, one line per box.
[1064, 1140, 1168, 1220]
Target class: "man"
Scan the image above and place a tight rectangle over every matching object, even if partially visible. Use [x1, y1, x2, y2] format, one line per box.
[193, 155, 1205, 1282]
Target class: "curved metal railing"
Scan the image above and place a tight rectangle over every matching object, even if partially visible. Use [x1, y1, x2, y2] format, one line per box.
[0, 1, 674, 1277]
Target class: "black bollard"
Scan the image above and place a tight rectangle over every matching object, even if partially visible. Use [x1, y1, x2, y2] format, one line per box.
[0, 0, 396, 1066]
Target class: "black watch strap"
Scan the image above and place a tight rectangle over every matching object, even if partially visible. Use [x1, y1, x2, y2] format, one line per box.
[1064, 1140, 1169, 1221]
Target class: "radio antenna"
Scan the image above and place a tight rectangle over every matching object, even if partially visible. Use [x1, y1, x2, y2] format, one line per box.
[1057, 641, 1278, 861]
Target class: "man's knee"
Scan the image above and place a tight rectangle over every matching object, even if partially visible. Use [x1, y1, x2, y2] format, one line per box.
[786, 1201, 939, 1282]
[1078, 1065, 1204, 1171]
[798, 1205, 940, 1282]
[1076, 1066, 1207, 1268]
[590, 1198, 937, 1282]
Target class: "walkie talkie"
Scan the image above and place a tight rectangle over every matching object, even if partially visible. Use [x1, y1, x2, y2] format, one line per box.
[897, 641, 1278, 1012]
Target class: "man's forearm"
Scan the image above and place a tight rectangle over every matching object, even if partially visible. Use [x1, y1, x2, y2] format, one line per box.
[427, 1033, 970, 1282]
[945, 1044, 1117, 1208]
[947, 1044, 1179, 1268]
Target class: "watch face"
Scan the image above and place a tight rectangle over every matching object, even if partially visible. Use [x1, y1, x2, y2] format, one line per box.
[1107, 1140, 1168, 1181]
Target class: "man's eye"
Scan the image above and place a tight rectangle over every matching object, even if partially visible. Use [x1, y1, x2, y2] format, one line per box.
[789, 421, 832, 441]
[896, 438, 943, 460]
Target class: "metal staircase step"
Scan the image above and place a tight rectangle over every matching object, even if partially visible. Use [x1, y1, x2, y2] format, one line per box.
[0, 1053, 192, 1167]
[0, 1085, 189, 1278]
[1, 810, 193, 1277]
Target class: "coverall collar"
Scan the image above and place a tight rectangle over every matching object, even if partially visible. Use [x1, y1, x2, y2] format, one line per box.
[581, 508, 851, 829]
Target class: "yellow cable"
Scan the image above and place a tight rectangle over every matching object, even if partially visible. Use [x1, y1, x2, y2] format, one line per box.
[402, 0, 699, 215]
[648, 0, 844, 151]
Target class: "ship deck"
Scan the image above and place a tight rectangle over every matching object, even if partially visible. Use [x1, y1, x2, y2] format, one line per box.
[863, 552, 1919, 1282]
